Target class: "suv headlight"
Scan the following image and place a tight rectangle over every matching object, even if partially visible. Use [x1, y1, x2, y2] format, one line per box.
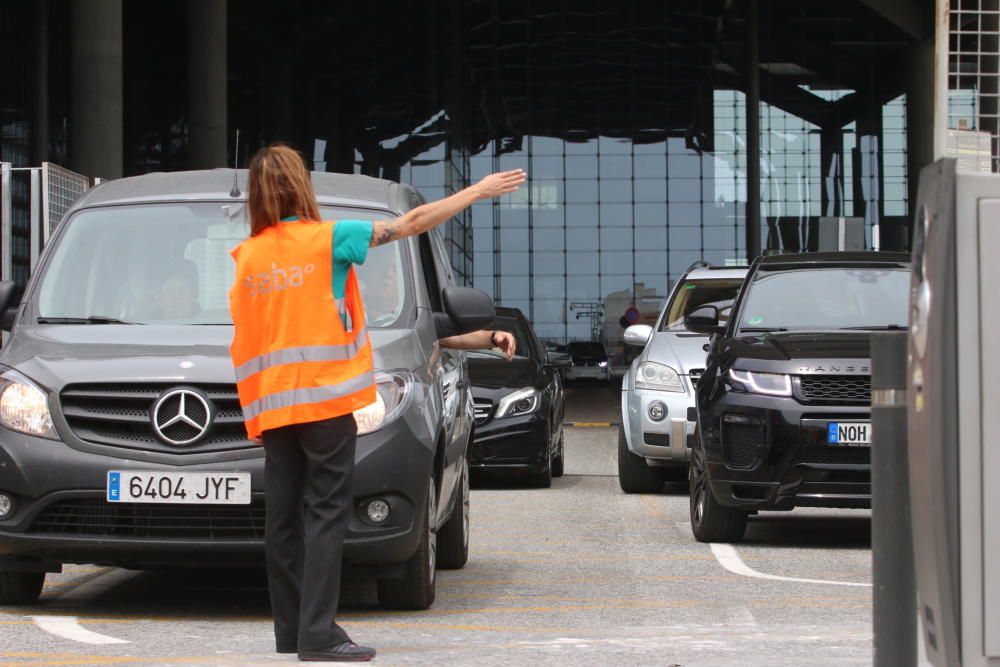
[354, 371, 413, 436]
[496, 388, 541, 418]
[0, 368, 56, 439]
[635, 362, 684, 392]
[727, 369, 792, 397]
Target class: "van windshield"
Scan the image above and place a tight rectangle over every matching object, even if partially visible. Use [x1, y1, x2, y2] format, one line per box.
[36, 203, 406, 326]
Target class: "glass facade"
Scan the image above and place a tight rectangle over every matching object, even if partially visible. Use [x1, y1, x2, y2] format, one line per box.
[2, 1, 938, 363]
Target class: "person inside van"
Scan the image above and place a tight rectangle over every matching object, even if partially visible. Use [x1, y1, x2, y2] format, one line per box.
[154, 259, 201, 320]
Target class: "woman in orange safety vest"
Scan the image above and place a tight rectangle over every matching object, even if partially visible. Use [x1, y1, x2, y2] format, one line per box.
[229, 144, 523, 662]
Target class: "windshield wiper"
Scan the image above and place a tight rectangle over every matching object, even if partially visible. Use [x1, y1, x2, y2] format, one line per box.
[738, 327, 788, 333]
[839, 325, 906, 331]
[38, 316, 143, 325]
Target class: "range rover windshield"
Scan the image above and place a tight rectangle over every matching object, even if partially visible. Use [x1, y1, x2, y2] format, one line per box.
[738, 267, 910, 333]
[36, 203, 406, 326]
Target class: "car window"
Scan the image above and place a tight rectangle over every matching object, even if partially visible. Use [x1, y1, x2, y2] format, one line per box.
[469, 315, 533, 360]
[661, 277, 745, 331]
[36, 203, 405, 327]
[737, 267, 910, 331]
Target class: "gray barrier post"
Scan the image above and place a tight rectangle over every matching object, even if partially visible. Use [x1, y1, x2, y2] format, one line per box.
[871, 330, 915, 667]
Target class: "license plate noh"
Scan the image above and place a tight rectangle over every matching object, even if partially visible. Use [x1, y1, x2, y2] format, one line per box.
[827, 422, 872, 447]
[107, 471, 251, 504]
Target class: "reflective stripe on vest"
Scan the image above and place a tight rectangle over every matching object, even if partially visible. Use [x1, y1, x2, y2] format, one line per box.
[241, 370, 375, 421]
[233, 327, 367, 382]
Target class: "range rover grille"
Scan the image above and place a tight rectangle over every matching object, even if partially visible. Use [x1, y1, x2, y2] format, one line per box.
[60, 383, 250, 453]
[722, 420, 764, 469]
[798, 376, 871, 404]
[473, 398, 494, 426]
[29, 498, 265, 540]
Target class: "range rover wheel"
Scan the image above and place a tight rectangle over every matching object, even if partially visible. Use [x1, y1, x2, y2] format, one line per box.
[0, 571, 45, 605]
[377, 478, 437, 610]
[689, 430, 748, 543]
[551, 432, 565, 478]
[617, 425, 666, 493]
[437, 461, 470, 570]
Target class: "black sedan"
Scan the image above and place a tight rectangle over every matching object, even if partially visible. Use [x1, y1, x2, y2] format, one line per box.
[468, 307, 569, 487]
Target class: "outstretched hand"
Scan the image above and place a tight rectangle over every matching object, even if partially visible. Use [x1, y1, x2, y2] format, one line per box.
[474, 169, 526, 200]
[492, 330, 517, 361]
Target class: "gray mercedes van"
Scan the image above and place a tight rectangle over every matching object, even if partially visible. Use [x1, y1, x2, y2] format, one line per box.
[0, 170, 493, 610]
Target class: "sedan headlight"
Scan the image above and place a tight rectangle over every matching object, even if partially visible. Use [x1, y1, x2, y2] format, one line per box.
[496, 388, 541, 418]
[727, 369, 792, 397]
[354, 371, 412, 436]
[635, 362, 684, 392]
[0, 368, 56, 439]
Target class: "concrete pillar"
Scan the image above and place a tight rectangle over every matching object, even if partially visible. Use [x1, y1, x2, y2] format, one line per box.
[187, 0, 228, 169]
[820, 125, 843, 217]
[70, 0, 123, 179]
[905, 37, 935, 215]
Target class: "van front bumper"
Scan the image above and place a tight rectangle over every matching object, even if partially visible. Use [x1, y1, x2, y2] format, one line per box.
[0, 416, 433, 572]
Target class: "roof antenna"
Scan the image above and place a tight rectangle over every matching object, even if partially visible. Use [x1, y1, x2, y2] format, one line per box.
[229, 129, 241, 198]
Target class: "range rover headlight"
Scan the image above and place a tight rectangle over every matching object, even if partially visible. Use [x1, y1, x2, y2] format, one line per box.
[727, 369, 792, 397]
[496, 388, 541, 418]
[635, 362, 684, 392]
[0, 368, 56, 439]
[354, 371, 412, 436]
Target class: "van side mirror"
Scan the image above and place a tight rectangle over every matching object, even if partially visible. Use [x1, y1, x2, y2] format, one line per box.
[685, 305, 724, 335]
[0, 281, 16, 331]
[434, 286, 496, 338]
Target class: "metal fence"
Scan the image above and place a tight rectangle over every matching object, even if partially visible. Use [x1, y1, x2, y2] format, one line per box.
[0, 162, 94, 289]
[948, 0, 1000, 172]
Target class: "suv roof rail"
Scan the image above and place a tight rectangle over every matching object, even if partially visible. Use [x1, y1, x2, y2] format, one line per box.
[684, 260, 712, 273]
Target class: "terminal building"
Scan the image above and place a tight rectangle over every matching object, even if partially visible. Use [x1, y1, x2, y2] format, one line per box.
[1, 0, 995, 353]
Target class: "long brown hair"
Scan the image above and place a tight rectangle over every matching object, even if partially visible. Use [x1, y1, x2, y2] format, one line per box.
[246, 144, 321, 236]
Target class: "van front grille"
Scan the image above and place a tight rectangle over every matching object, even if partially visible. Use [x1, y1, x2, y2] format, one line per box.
[29, 498, 265, 540]
[60, 383, 251, 453]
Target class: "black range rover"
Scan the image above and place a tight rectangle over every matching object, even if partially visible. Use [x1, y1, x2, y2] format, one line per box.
[685, 252, 910, 542]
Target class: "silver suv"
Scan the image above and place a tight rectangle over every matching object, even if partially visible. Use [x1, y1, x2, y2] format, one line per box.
[618, 263, 747, 493]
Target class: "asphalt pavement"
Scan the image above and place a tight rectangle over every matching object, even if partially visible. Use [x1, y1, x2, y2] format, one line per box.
[0, 383, 874, 666]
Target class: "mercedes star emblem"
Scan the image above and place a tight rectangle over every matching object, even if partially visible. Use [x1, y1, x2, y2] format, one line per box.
[151, 388, 213, 446]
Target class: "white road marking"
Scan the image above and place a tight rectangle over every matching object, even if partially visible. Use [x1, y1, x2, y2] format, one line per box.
[31, 615, 130, 645]
[710, 543, 872, 588]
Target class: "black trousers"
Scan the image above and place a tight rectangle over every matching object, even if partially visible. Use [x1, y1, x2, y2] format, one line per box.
[262, 414, 357, 652]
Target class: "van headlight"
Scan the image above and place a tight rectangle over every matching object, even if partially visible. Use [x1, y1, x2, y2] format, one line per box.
[635, 362, 684, 392]
[0, 368, 56, 439]
[496, 388, 541, 418]
[354, 371, 412, 436]
[727, 369, 792, 397]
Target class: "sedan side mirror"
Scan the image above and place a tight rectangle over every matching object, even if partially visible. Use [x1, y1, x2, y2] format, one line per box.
[545, 351, 572, 368]
[685, 305, 724, 336]
[434, 286, 496, 338]
[623, 324, 653, 347]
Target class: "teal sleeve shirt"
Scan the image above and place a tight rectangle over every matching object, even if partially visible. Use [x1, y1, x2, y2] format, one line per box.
[332, 219, 373, 299]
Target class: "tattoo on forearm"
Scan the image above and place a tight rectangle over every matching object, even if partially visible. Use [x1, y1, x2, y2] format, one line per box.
[372, 221, 400, 247]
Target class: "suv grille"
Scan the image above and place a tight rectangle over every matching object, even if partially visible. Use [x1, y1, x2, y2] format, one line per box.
[29, 498, 265, 540]
[473, 398, 494, 426]
[688, 368, 704, 390]
[722, 418, 764, 469]
[798, 376, 871, 404]
[60, 383, 249, 453]
[790, 446, 871, 466]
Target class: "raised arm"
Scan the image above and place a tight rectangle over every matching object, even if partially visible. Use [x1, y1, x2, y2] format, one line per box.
[371, 169, 526, 247]
[439, 330, 516, 361]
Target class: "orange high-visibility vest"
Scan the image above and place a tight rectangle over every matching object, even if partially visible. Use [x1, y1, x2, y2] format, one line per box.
[228, 220, 376, 440]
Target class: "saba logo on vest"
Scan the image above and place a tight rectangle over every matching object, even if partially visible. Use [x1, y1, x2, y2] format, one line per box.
[243, 262, 315, 297]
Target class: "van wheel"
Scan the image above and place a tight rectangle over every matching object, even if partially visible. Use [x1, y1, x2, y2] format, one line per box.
[0, 571, 45, 605]
[618, 425, 665, 493]
[551, 432, 565, 478]
[437, 461, 470, 570]
[689, 431, 747, 543]
[377, 478, 437, 610]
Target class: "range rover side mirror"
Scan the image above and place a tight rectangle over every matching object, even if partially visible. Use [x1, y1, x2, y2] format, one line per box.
[545, 351, 572, 368]
[623, 324, 653, 346]
[685, 305, 723, 335]
[434, 286, 496, 338]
